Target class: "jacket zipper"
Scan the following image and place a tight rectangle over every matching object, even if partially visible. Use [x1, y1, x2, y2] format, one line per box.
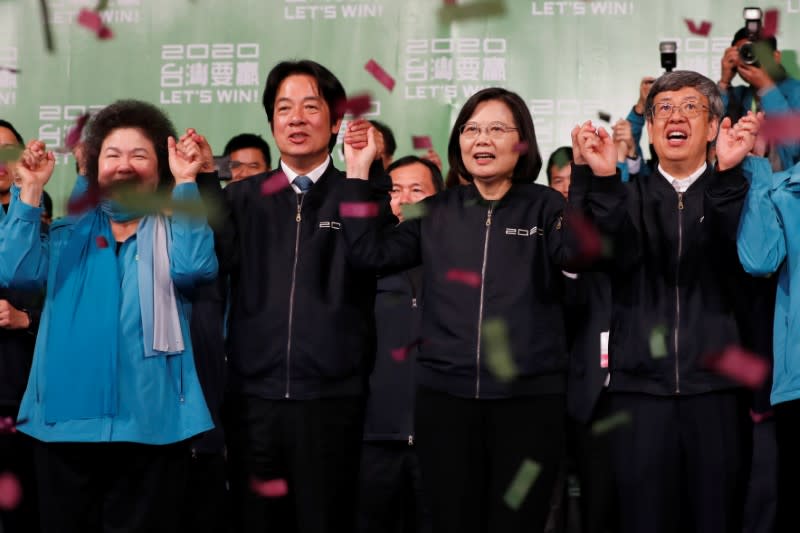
[475, 204, 494, 399]
[674, 191, 684, 394]
[286, 195, 305, 399]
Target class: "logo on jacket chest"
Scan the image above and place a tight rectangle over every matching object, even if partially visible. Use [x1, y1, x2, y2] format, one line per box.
[505, 226, 544, 237]
[319, 221, 341, 230]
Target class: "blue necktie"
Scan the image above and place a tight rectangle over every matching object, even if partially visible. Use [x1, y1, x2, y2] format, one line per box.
[293, 175, 313, 193]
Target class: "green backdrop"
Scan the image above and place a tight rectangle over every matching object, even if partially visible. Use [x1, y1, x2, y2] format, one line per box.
[1, 0, 799, 215]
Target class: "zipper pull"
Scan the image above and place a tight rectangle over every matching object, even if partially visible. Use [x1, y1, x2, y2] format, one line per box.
[677, 192, 684, 210]
[408, 435, 414, 446]
[486, 207, 493, 227]
[296, 202, 302, 222]
[411, 297, 418, 308]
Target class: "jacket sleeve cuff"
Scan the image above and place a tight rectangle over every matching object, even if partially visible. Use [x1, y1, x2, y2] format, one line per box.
[172, 182, 201, 200]
[340, 177, 375, 201]
[13, 201, 43, 223]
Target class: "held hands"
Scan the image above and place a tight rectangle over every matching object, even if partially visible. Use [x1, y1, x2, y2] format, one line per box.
[344, 120, 378, 180]
[17, 140, 55, 207]
[716, 111, 763, 171]
[168, 131, 205, 184]
[0, 300, 30, 330]
[182, 128, 215, 173]
[571, 121, 617, 176]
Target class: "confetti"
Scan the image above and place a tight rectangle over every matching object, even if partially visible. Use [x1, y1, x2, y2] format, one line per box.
[597, 111, 612, 123]
[250, 478, 288, 498]
[0, 417, 15, 434]
[684, 19, 712, 37]
[0, 473, 22, 511]
[750, 408, 773, 424]
[752, 41, 785, 82]
[445, 269, 481, 288]
[563, 210, 603, 268]
[762, 9, 779, 39]
[95, 236, 108, 249]
[260, 172, 291, 196]
[391, 339, 423, 362]
[364, 59, 396, 92]
[760, 112, 800, 143]
[513, 142, 529, 154]
[95, 0, 109, 10]
[412, 136, 433, 149]
[649, 325, 668, 359]
[38, 0, 55, 52]
[0, 66, 19, 74]
[339, 201, 380, 218]
[77, 8, 113, 40]
[482, 318, 518, 382]
[335, 93, 372, 118]
[65, 113, 90, 151]
[591, 411, 631, 435]
[705, 346, 769, 389]
[0, 145, 23, 163]
[503, 459, 540, 510]
[400, 202, 428, 221]
[67, 184, 103, 215]
[438, 0, 507, 23]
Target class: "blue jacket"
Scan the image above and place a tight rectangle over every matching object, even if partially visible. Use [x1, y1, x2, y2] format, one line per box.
[738, 158, 800, 405]
[0, 183, 216, 444]
[722, 77, 800, 170]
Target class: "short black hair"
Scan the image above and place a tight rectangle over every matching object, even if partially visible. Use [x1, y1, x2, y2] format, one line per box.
[369, 120, 396, 157]
[262, 59, 346, 152]
[732, 27, 777, 51]
[386, 155, 444, 193]
[447, 87, 542, 184]
[546, 146, 574, 184]
[223, 133, 272, 168]
[0, 119, 24, 145]
[83, 99, 177, 189]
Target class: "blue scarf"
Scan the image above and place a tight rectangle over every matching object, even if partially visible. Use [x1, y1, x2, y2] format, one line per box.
[44, 205, 184, 423]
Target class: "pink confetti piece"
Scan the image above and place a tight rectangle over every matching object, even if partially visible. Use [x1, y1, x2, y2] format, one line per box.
[445, 269, 481, 288]
[391, 339, 423, 362]
[65, 113, 90, 151]
[364, 59, 396, 92]
[684, 19, 712, 37]
[339, 201, 380, 218]
[750, 409, 773, 424]
[67, 185, 103, 215]
[762, 9, 779, 38]
[563, 210, 603, 269]
[761, 113, 800, 144]
[0, 417, 16, 434]
[96, 236, 109, 249]
[0, 473, 21, 511]
[260, 172, 291, 196]
[77, 8, 113, 40]
[250, 477, 288, 498]
[513, 142, 529, 154]
[335, 93, 372, 118]
[412, 136, 433, 150]
[705, 346, 769, 389]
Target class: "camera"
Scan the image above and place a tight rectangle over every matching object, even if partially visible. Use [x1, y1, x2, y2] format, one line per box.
[659, 41, 677, 73]
[738, 7, 763, 66]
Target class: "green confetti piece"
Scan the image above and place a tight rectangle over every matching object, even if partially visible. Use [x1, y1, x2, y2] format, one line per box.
[482, 318, 517, 382]
[551, 150, 570, 170]
[503, 459, 540, 510]
[781, 50, 800, 81]
[649, 325, 668, 359]
[0, 145, 23, 162]
[753, 41, 785, 82]
[591, 411, 632, 435]
[438, 0, 507, 23]
[95, 0, 109, 11]
[400, 202, 427, 221]
[601, 236, 613, 258]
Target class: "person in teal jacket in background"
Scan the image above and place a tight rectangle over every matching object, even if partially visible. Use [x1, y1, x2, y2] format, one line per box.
[0, 100, 218, 533]
[738, 157, 800, 533]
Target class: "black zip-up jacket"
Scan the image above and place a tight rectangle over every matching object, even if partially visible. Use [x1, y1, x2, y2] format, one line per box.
[572, 162, 750, 395]
[206, 163, 393, 400]
[342, 179, 580, 399]
[363, 268, 423, 442]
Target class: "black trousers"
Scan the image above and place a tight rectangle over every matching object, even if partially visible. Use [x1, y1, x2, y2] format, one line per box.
[33, 439, 189, 533]
[607, 391, 751, 533]
[225, 394, 364, 533]
[565, 393, 617, 533]
[358, 441, 431, 533]
[0, 405, 38, 533]
[414, 387, 565, 533]
[773, 399, 800, 533]
[178, 449, 228, 533]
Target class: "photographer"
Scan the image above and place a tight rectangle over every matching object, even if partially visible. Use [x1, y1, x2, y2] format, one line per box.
[719, 24, 800, 170]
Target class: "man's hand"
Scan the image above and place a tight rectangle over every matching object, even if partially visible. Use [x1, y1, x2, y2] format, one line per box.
[344, 125, 378, 180]
[719, 46, 739, 89]
[633, 76, 655, 115]
[17, 140, 55, 207]
[0, 300, 30, 330]
[183, 128, 215, 173]
[612, 119, 636, 162]
[737, 63, 776, 92]
[168, 135, 203, 184]
[573, 121, 617, 176]
[716, 112, 763, 171]
[345, 119, 384, 161]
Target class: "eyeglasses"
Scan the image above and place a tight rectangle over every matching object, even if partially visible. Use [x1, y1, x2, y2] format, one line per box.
[459, 121, 518, 139]
[650, 101, 709, 120]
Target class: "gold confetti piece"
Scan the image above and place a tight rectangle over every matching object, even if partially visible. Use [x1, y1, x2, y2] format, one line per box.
[503, 459, 540, 510]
